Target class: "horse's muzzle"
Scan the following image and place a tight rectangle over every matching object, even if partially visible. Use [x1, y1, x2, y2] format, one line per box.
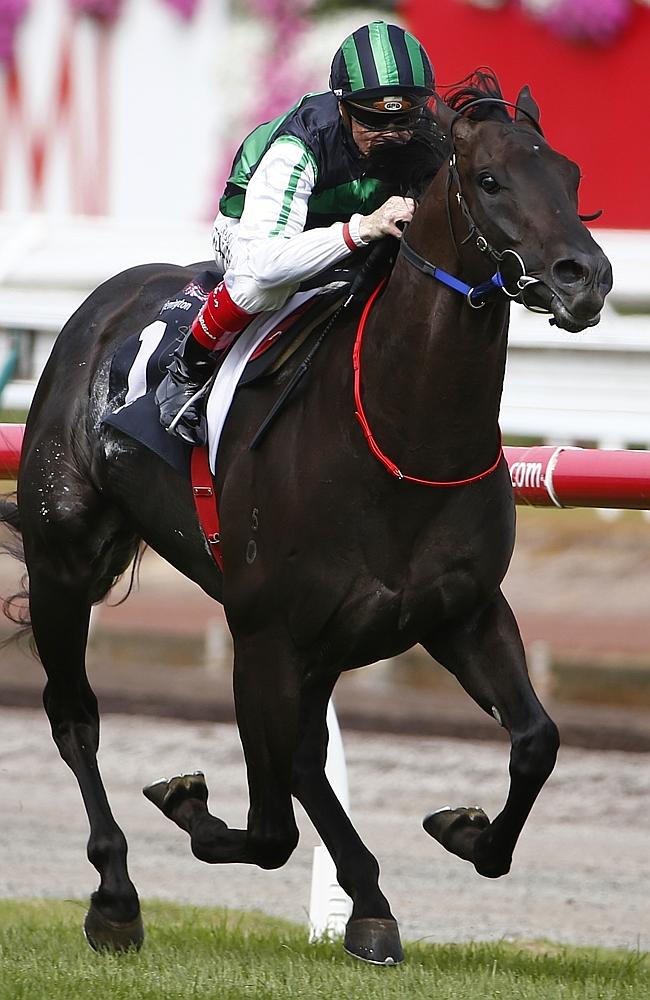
[548, 294, 602, 333]
[523, 252, 612, 333]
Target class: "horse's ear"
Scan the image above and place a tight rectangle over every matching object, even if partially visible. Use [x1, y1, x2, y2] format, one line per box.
[515, 85, 540, 126]
[433, 95, 456, 139]
[451, 117, 474, 145]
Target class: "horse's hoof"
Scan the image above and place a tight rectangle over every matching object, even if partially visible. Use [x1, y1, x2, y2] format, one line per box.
[83, 901, 144, 953]
[143, 771, 207, 818]
[343, 918, 403, 966]
[422, 805, 490, 862]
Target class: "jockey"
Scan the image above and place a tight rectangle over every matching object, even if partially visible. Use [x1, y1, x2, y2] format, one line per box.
[156, 20, 435, 445]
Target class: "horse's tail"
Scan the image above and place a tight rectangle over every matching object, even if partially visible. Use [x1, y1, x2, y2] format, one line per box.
[0, 493, 32, 645]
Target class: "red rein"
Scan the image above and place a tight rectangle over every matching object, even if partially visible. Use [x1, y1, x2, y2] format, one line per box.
[352, 279, 503, 487]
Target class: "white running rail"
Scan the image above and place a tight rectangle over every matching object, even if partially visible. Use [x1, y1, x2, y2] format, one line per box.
[308, 701, 352, 940]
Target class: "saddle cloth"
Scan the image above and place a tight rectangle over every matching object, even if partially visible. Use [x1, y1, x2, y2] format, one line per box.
[104, 269, 346, 477]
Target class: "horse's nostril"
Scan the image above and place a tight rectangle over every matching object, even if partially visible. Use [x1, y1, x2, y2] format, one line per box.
[552, 258, 589, 287]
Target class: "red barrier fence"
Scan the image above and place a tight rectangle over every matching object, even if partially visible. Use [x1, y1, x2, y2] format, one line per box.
[2, 425, 650, 509]
[0, 424, 23, 479]
[504, 446, 650, 509]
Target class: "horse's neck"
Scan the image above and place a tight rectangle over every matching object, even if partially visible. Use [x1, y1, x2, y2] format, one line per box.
[360, 174, 508, 479]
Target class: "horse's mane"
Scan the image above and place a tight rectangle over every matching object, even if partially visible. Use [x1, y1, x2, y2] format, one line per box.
[442, 68, 511, 122]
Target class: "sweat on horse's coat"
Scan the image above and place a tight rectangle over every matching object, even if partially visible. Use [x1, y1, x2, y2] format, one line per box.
[0, 72, 612, 965]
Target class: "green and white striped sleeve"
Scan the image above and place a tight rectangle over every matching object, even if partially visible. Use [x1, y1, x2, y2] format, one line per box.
[236, 136, 368, 289]
[238, 136, 319, 240]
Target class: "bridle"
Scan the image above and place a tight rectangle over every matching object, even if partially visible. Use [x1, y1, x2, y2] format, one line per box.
[400, 97, 551, 314]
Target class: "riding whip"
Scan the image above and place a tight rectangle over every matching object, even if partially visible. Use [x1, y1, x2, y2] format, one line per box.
[249, 239, 397, 451]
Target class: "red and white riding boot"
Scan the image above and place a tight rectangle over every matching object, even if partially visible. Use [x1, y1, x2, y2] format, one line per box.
[156, 282, 255, 446]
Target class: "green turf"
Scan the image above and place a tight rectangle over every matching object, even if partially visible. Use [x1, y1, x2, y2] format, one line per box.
[0, 900, 647, 1000]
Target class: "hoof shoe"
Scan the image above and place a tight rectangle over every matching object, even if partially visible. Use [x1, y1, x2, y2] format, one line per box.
[344, 918, 403, 966]
[83, 903, 144, 953]
[143, 771, 207, 817]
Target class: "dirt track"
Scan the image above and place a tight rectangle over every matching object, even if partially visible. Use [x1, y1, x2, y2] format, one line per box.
[2, 706, 648, 952]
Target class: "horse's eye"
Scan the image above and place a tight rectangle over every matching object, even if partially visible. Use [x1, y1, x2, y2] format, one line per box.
[479, 174, 500, 195]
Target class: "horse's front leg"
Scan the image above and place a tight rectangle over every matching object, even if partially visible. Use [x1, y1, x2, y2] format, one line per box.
[292, 674, 403, 965]
[144, 627, 300, 870]
[421, 589, 559, 878]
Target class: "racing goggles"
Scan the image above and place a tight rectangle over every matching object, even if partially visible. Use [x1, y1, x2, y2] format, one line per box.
[344, 94, 428, 132]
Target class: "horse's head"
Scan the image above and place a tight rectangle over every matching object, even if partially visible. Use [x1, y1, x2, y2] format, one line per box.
[431, 84, 613, 332]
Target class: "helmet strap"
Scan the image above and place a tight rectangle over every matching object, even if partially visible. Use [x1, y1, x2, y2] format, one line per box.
[338, 102, 359, 147]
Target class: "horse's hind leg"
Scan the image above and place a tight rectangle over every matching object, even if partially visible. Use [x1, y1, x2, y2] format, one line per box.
[21, 477, 143, 951]
[292, 674, 403, 965]
[145, 628, 300, 870]
[422, 589, 559, 879]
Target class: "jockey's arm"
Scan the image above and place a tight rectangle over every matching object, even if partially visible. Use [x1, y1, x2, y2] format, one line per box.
[232, 139, 413, 293]
[235, 138, 363, 290]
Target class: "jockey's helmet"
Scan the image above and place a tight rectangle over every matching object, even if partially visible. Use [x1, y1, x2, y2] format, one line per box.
[330, 22, 434, 132]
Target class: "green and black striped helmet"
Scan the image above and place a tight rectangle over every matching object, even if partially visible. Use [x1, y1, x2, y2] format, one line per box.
[330, 21, 434, 103]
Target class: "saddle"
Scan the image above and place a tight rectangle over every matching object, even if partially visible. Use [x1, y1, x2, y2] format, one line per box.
[104, 241, 396, 479]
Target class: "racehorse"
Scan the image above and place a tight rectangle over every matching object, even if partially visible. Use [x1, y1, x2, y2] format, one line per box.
[0, 74, 612, 964]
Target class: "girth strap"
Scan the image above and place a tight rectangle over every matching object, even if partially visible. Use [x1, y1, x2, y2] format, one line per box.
[191, 445, 223, 571]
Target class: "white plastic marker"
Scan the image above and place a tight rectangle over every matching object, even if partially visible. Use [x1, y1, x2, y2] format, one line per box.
[308, 700, 352, 940]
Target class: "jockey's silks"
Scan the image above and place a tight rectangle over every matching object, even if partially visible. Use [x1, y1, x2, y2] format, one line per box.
[219, 92, 385, 231]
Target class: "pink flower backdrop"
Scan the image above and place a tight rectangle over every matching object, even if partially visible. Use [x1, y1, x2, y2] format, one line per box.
[538, 0, 631, 44]
[463, 0, 642, 45]
[2, 0, 645, 65]
[2, 0, 644, 217]
[0, 0, 29, 63]
[206, 0, 317, 217]
[0, 0, 199, 63]
[242, 0, 315, 127]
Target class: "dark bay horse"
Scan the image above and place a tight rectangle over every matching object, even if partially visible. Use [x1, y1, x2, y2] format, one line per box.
[1, 78, 611, 964]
